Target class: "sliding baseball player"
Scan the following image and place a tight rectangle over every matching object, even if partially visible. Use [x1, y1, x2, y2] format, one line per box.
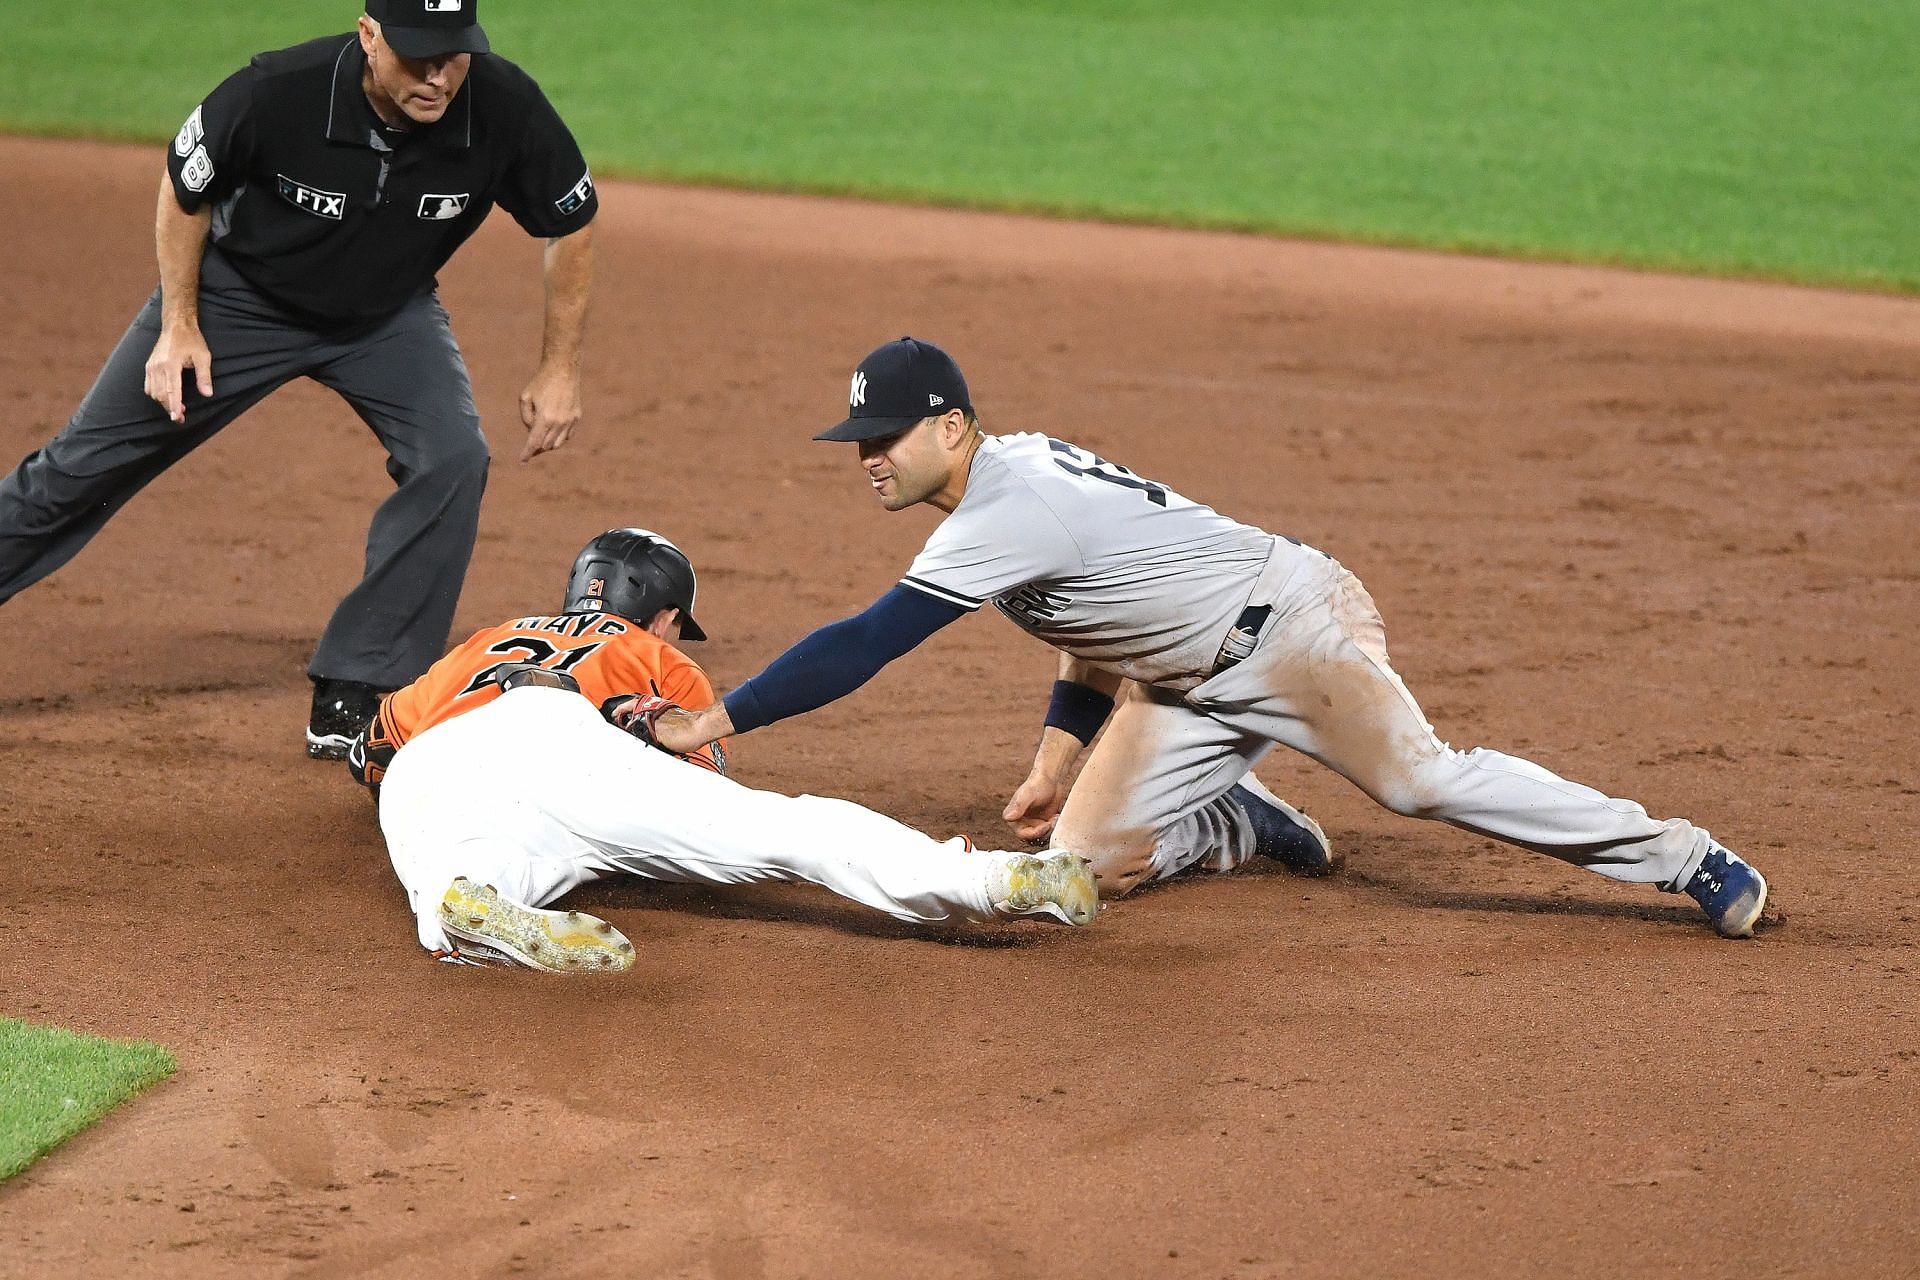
[646, 338, 1769, 940]
[353, 527, 1099, 971]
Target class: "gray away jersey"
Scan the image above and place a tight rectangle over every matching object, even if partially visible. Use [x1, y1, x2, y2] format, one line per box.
[901, 433, 1280, 685]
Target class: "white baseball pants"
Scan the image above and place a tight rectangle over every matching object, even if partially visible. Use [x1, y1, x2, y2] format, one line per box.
[1053, 542, 1715, 897]
[379, 687, 1004, 954]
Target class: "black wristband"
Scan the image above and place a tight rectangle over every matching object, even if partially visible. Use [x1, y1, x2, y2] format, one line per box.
[1044, 679, 1115, 745]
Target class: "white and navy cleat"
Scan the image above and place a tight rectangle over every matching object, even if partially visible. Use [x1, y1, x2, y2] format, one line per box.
[1682, 843, 1768, 939]
[436, 878, 636, 973]
[992, 852, 1100, 926]
[1226, 782, 1333, 876]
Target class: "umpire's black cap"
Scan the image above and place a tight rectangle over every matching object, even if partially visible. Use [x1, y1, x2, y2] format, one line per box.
[368, 0, 491, 59]
[815, 337, 971, 442]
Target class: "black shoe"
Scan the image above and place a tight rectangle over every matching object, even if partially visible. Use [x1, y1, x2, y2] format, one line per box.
[307, 677, 387, 760]
[1225, 782, 1333, 876]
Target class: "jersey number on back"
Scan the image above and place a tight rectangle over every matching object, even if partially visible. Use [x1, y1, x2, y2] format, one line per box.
[459, 638, 605, 697]
[1048, 439, 1168, 507]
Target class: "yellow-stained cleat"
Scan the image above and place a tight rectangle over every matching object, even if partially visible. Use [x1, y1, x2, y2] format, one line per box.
[992, 852, 1100, 926]
[436, 877, 635, 973]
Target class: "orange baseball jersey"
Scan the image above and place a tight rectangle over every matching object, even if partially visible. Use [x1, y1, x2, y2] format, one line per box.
[352, 611, 727, 790]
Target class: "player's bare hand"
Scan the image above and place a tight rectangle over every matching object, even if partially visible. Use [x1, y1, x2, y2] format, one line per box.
[518, 362, 582, 462]
[143, 324, 213, 425]
[1004, 772, 1070, 843]
[646, 705, 710, 755]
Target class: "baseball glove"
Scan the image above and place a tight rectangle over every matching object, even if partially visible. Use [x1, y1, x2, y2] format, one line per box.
[602, 694, 728, 776]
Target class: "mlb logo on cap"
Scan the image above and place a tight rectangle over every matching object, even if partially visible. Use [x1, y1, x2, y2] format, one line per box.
[368, 0, 491, 57]
[816, 337, 971, 442]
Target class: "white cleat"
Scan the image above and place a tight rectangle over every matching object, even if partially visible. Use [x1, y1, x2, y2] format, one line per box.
[435, 878, 636, 974]
[991, 853, 1100, 926]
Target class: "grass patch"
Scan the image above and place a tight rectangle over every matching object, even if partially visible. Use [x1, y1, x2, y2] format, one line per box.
[4, 0, 1914, 288]
[0, 1018, 176, 1181]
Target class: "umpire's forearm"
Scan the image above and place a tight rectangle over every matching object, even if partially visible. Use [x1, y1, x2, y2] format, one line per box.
[538, 223, 594, 370]
[154, 171, 211, 330]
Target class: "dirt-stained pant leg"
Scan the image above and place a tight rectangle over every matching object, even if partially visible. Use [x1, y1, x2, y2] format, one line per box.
[1049, 684, 1271, 895]
[1196, 552, 1713, 890]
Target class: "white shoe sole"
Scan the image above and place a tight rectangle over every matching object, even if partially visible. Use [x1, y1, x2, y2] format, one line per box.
[1716, 872, 1768, 939]
[436, 878, 636, 973]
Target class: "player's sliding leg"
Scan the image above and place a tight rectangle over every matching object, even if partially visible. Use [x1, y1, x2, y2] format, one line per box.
[1215, 561, 1766, 937]
[381, 688, 1097, 940]
[550, 715, 1097, 926]
[1049, 683, 1330, 896]
[378, 714, 634, 970]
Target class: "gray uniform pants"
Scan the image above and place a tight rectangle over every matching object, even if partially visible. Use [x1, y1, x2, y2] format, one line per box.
[1052, 540, 1713, 898]
[0, 251, 488, 687]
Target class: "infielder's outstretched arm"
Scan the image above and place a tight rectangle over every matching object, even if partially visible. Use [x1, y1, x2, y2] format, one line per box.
[1004, 654, 1124, 841]
[145, 171, 213, 424]
[651, 585, 966, 751]
[518, 223, 594, 462]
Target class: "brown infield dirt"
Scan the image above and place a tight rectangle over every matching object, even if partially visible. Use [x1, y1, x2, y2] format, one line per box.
[1, 136, 1917, 1279]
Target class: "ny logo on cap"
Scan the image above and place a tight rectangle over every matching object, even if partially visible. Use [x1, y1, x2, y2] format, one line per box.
[850, 371, 867, 408]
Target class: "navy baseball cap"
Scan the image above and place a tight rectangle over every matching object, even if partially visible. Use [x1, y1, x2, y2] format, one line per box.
[368, 0, 491, 58]
[816, 337, 971, 442]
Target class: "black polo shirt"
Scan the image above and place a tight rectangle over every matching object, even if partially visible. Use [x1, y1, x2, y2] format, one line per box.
[166, 35, 598, 328]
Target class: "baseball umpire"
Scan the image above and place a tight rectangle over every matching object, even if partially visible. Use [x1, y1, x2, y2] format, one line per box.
[0, 0, 599, 758]
[356, 528, 1099, 971]
[648, 337, 1771, 940]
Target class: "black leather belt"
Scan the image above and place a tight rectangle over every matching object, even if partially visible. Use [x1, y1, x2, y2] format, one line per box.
[495, 663, 581, 694]
[1210, 604, 1273, 676]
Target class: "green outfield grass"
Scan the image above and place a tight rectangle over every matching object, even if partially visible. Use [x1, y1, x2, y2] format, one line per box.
[4, 1, 1913, 288]
[0, 1018, 176, 1180]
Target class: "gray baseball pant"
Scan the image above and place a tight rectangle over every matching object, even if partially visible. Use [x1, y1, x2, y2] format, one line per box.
[1052, 540, 1715, 898]
[0, 251, 487, 687]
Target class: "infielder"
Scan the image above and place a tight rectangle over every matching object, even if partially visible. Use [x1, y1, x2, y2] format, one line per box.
[353, 528, 1100, 972]
[0, 0, 598, 759]
[647, 337, 1769, 940]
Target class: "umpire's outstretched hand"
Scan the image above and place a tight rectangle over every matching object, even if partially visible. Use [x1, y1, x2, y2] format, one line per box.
[518, 362, 581, 462]
[145, 323, 213, 425]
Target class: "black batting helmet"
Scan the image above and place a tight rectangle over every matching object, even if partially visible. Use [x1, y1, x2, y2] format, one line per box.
[563, 528, 708, 641]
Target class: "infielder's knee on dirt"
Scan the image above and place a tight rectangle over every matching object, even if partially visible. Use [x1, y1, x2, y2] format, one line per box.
[1062, 832, 1159, 897]
[1346, 748, 1460, 821]
[1054, 794, 1241, 897]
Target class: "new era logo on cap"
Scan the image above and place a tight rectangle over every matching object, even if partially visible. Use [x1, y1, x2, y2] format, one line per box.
[817, 337, 972, 442]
